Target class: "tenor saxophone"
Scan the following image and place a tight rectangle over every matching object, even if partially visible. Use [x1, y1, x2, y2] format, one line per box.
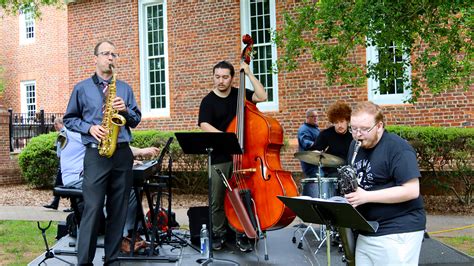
[98, 64, 127, 158]
[336, 140, 362, 266]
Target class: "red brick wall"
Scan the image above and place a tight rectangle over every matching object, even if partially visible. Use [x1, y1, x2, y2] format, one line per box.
[0, 6, 68, 184]
[0, 103, 21, 184]
[65, 1, 473, 173]
[0, 6, 69, 113]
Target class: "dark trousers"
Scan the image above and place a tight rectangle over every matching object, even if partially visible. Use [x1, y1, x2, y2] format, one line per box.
[50, 167, 63, 206]
[77, 145, 133, 265]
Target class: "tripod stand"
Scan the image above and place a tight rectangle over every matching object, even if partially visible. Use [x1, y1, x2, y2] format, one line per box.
[37, 221, 74, 266]
[176, 132, 241, 266]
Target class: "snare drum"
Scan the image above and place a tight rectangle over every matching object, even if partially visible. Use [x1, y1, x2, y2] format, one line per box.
[301, 177, 339, 199]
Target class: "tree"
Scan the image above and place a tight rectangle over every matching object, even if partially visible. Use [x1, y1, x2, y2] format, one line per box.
[274, 0, 473, 103]
[0, 0, 62, 17]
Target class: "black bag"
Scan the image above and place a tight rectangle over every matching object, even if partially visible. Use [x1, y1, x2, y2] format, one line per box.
[187, 206, 209, 245]
[66, 212, 77, 237]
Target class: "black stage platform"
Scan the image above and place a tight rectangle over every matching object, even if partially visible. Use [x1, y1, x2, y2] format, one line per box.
[29, 225, 473, 265]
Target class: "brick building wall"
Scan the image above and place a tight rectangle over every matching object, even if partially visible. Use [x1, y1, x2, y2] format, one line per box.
[62, 1, 471, 173]
[0, 103, 21, 184]
[0, 6, 68, 184]
[0, 6, 69, 113]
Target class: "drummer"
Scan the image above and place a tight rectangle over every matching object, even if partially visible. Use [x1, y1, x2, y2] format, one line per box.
[297, 108, 320, 178]
[313, 101, 353, 176]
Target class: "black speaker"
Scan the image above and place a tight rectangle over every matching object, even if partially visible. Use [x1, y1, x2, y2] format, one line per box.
[187, 206, 209, 245]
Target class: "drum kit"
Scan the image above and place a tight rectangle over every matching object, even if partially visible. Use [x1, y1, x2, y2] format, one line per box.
[293, 150, 344, 250]
[295, 150, 344, 200]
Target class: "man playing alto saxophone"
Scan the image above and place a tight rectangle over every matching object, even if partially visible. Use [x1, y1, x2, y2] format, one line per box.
[345, 101, 426, 266]
[63, 40, 141, 266]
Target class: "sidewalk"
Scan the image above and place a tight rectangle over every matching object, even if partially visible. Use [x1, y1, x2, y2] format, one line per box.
[0, 206, 472, 238]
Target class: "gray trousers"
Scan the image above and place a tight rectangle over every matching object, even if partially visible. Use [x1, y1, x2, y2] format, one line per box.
[77, 146, 133, 265]
[211, 161, 232, 238]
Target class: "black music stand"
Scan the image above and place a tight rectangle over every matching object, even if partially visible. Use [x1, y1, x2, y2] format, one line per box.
[175, 132, 242, 266]
[278, 196, 378, 266]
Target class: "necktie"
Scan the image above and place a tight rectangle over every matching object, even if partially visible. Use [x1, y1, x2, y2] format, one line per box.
[102, 81, 109, 113]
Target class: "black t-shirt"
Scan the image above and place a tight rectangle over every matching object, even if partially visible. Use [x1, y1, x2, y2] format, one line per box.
[313, 126, 353, 176]
[198, 87, 253, 164]
[350, 131, 426, 236]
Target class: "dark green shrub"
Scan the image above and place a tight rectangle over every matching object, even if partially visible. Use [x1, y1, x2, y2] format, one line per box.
[18, 132, 58, 188]
[19, 130, 209, 192]
[131, 130, 208, 194]
[386, 126, 473, 205]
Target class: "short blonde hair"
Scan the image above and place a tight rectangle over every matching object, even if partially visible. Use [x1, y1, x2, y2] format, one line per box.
[351, 101, 384, 123]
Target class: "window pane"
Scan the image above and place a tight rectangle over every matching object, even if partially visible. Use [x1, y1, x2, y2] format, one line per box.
[146, 3, 166, 110]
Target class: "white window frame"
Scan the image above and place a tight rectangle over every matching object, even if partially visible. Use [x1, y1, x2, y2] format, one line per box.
[366, 43, 412, 104]
[240, 0, 278, 112]
[20, 81, 36, 117]
[19, 9, 35, 44]
[138, 0, 170, 117]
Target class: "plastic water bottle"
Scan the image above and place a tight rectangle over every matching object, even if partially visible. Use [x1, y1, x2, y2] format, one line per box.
[200, 224, 209, 258]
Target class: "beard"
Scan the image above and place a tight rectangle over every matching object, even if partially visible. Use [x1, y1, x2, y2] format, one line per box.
[360, 131, 380, 149]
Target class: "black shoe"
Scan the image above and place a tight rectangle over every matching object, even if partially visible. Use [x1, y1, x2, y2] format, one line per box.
[236, 234, 253, 252]
[63, 208, 73, 212]
[43, 203, 58, 210]
[212, 236, 225, 251]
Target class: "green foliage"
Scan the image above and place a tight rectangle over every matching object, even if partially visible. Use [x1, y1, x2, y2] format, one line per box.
[386, 125, 473, 205]
[18, 132, 58, 188]
[132, 130, 208, 194]
[0, 220, 58, 265]
[274, 0, 473, 102]
[18, 129, 209, 192]
[0, 65, 4, 95]
[0, 0, 63, 18]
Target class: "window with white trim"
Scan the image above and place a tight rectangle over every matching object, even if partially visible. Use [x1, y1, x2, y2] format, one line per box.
[20, 81, 36, 117]
[366, 43, 411, 104]
[241, 0, 278, 111]
[138, 0, 169, 117]
[19, 9, 35, 44]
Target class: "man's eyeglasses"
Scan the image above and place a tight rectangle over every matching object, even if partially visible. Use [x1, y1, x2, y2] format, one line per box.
[349, 122, 379, 134]
[97, 51, 119, 58]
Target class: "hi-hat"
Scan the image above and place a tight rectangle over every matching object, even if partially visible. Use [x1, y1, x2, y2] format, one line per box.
[294, 150, 344, 167]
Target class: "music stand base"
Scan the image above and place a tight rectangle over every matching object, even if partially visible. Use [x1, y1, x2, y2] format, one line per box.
[197, 257, 240, 265]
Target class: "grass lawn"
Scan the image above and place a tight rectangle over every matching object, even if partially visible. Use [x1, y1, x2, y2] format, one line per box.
[0, 220, 58, 266]
[433, 235, 474, 256]
[0, 221, 472, 265]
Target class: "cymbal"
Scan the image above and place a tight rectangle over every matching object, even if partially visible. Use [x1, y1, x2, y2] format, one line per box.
[294, 150, 344, 167]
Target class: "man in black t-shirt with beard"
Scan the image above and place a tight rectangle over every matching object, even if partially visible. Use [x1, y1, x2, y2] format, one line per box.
[198, 60, 267, 252]
[345, 101, 426, 265]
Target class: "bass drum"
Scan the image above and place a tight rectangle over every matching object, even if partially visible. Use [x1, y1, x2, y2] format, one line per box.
[301, 177, 339, 199]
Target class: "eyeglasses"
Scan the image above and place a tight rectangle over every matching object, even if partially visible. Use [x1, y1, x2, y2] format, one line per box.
[97, 51, 119, 58]
[349, 122, 379, 134]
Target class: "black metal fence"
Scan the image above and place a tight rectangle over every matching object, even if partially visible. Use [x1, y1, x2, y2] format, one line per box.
[8, 109, 64, 152]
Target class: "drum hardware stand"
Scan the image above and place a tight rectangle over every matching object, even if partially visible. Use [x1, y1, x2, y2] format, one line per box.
[37, 221, 74, 266]
[278, 196, 378, 266]
[292, 162, 324, 248]
[118, 137, 181, 262]
[176, 132, 242, 265]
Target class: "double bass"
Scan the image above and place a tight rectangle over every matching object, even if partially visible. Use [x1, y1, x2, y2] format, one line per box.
[223, 35, 298, 237]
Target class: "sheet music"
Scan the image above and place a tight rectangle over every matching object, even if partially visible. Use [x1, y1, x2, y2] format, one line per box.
[294, 195, 348, 203]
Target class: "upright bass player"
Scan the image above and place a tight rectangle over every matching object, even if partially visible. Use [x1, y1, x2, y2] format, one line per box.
[198, 60, 267, 252]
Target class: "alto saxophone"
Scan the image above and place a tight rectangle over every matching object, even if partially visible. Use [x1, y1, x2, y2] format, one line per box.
[336, 140, 362, 266]
[98, 65, 127, 158]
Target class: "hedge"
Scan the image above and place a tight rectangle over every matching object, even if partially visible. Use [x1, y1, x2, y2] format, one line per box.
[18, 127, 473, 204]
